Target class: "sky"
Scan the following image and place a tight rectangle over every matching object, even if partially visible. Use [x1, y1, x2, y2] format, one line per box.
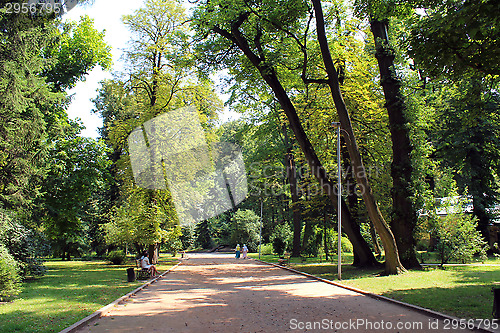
[63, 0, 237, 138]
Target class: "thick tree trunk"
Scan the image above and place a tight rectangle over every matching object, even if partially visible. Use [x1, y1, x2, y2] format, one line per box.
[370, 19, 421, 269]
[212, 19, 378, 267]
[312, 0, 405, 274]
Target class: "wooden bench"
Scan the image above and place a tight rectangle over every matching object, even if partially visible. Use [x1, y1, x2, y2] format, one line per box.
[278, 252, 291, 266]
[136, 259, 150, 280]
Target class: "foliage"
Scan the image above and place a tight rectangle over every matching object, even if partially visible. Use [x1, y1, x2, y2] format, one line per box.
[106, 250, 127, 265]
[0, 243, 20, 301]
[179, 225, 195, 250]
[270, 223, 292, 255]
[0, 211, 49, 277]
[163, 226, 183, 256]
[43, 15, 112, 91]
[326, 230, 354, 254]
[408, 0, 500, 77]
[40, 134, 110, 260]
[230, 209, 260, 252]
[434, 213, 487, 266]
[195, 220, 213, 249]
[259, 243, 274, 255]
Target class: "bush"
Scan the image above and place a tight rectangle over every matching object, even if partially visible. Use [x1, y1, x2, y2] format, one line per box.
[259, 243, 273, 255]
[231, 209, 260, 252]
[270, 224, 292, 255]
[327, 230, 353, 253]
[0, 211, 49, 277]
[0, 244, 20, 301]
[435, 213, 487, 266]
[106, 250, 126, 265]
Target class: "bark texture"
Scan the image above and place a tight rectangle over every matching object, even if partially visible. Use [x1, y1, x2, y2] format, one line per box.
[370, 19, 420, 269]
[212, 18, 379, 267]
[312, 0, 405, 274]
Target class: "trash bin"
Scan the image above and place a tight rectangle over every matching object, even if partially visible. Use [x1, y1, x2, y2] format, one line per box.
[127, 267, 136, 282]
[493, 287, 500, 319]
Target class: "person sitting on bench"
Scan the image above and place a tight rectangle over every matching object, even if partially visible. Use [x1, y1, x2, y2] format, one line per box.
[140, 251, 159, 277]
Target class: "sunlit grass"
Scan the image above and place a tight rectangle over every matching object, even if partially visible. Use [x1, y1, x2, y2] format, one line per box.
[252, 253, 500, 319]
[0, 256, 177, 333]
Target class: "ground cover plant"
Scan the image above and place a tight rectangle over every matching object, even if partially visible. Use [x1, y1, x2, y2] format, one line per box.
[0, 256, 177, 333]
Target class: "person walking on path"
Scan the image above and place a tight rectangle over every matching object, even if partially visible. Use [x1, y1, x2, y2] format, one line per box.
[242, 244, 248, 259]
[235, 244, 241, 259]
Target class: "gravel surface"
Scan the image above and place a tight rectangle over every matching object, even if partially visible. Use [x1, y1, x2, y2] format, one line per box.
[74, 253, 491, 333]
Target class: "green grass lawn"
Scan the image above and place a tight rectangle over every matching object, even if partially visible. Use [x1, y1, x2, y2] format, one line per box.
[251, 253, 500, 319]
[0, 256, 177, 333]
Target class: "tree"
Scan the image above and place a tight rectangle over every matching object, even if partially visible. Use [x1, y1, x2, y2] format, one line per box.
[40, 132, 110, 260]
[193, 0, 379, 268]
[435, 213, 487, 267]
[409, 0, 500, 244]
[43, 15, 112, 91]
[231, 209, 260, 251]
[408, 0, 500, 77]
[96, 0, 222, 261]
[311, 0, 405, 274]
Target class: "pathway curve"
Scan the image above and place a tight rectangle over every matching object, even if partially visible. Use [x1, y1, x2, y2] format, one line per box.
[75, 253, 495, 333]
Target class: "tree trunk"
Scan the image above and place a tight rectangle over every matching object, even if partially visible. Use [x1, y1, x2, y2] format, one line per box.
[212, 19, 378, 267]
[148, 243, 159, 264]
[323, 210, 329, 261]
[312, 0, 405, 274]
[370, 18, 421, 269]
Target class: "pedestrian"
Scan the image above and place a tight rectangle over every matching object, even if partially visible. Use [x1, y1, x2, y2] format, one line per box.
[242, 244, 248, 259]
[235, 244, 241, 259]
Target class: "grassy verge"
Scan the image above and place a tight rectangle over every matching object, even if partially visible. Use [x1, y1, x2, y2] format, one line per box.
[251, 253, 500, 319]
[0, 256, 177, 333]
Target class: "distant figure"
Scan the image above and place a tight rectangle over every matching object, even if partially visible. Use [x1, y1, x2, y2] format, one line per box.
[235, 244, 241, 259]
[242, 244, 248, 259]
[140, 251, 159, 277]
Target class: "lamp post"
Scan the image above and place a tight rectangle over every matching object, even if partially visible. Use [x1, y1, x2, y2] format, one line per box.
[332, 122, 342, 280]
[259, 200, 263, 259]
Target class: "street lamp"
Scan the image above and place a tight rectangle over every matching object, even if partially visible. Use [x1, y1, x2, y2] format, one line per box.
[332, 122, 342, 280]
[259, 200, 263, 259]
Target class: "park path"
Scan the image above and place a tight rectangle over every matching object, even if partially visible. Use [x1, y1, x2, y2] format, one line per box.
[75, 253, 493, 333]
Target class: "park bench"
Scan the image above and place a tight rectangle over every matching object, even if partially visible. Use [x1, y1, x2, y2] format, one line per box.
[136, 259, 150, 280]
[278, 252, 291, 266]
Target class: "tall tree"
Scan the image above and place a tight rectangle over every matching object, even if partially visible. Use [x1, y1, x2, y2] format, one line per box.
[193, 0, 380, 267]
[311, 0, 405, 274]
[409, 0, 500, 243]
[96, 0, 222, 261]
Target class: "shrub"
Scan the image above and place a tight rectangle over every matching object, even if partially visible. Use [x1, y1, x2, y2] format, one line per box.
[0, 210, 49, 277]
[327, 230, 353, 253]
[435, 213, 487, 266]
[270, 224, 292, 255]
[106, 250, 126, 265]
[0, 244, 20, 301]
[259, 243, 273, 255]
[230, 209, 260, 252]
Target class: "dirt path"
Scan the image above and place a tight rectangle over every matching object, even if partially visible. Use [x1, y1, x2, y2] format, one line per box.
[75, 253, 494, 333]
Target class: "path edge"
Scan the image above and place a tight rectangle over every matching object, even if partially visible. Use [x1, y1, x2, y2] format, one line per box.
[254, 259, 497, 333]
[58, 260, 184, 333]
